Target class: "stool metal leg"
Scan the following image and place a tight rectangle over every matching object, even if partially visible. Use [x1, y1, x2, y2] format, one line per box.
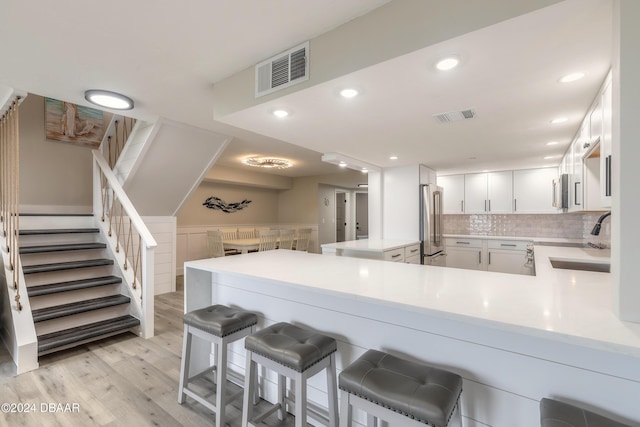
[215, 339, 228, 427]
[242, 353, 257, 427]
[294, 371, 307, 427]
[178, 325, 192, 404]
[277, 374, 286, 420]
[326, 354, 338, 427]
[339, 390, 351, 427]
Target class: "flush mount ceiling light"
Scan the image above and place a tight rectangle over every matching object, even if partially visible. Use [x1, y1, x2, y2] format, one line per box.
[242, 157, 292, 169]
[340, 88, 359, 98]
[559, 72, 585, 83]
[84, 89, 134, 110]
[435, 57, 459, 71]
[551, 117, 568, 124]
[389, 155, 399, 160]
[272, 109, 289, 118]
[546, 141, 559, 146]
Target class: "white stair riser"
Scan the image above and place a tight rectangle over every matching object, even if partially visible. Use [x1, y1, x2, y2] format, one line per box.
[23, 266, 117, 287]
[35, 304, 132, 336]
[20, 233, 101, 246]
[29, 284, 122, 310]
[20, 216, 96, 229]
[21, 249, 109, 266]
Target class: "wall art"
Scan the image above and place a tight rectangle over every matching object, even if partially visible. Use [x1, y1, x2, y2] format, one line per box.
[45, 97, 105, 147]
[203, 196, 252, 213]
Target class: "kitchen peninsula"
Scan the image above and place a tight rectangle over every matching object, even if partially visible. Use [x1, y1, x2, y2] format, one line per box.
[184, 249, 640, 427]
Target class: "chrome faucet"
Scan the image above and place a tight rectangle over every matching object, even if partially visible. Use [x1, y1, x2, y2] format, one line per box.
[590, 211, 611, 236]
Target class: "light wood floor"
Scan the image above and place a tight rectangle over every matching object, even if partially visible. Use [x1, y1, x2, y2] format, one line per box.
[0, 277, 299, 427]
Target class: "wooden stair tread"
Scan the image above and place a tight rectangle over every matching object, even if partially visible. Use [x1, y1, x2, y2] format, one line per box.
[32, 295, 131, 323]
[37, 315, 140, 354]
[28, 276, 122, 297]
[23, 259, 114, 274]
[20, 242, 106, 254]
[20, 228, 99, 235]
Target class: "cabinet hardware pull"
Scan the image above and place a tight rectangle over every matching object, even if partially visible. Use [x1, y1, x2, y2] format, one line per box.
[514, 198, 517, 212]
[488, 252, 491, 265]
[409, 249, 419, 253]
[456, 241, 471, 244]
[488, 200, 491, 212]
[606, 155, 612, 197]
[500, 244, 517, 247]
[391, 254, 401, 258]
[478, 251, 482, 264]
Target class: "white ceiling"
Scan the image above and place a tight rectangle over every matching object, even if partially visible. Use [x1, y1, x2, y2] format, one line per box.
[0, 0, 612, 177]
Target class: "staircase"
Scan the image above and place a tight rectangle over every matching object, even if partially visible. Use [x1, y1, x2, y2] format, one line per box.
[19, 213, 140, 356]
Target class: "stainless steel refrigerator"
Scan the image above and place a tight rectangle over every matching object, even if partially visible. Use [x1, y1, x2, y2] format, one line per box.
[420, 184, 446, 266]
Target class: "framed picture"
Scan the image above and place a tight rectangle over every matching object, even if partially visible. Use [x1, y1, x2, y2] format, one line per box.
[45, 97, 105, 147]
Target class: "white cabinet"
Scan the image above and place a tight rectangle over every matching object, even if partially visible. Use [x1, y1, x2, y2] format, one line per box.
[445, 237, 532, 275]
[438, 175, 465, 214]
[445, 238, 484, 271]
[513, 168, 559, 213]
[464, 171, 512, 214]
[486, 240, 529, 275]
[404, 244, 421, 264]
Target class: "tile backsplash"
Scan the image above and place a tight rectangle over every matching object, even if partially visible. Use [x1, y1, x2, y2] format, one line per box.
[443, 212, 611, 244]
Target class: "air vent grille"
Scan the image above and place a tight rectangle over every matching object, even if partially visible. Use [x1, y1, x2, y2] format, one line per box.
[433, 109, 477, 123]
[255, 42, 309, 97]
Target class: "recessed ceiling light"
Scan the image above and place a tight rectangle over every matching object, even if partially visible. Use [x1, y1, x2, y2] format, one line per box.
[436, 57, 459, 71]
[340, 88, 359, 98]
[551, 117, 568, 124]
[389, 156, 398, 160]
[273, 109, 289, 118]
[84, 89, 134, 110]
[543, 155, 556, 160]
[546, 141, 559, 146]
[559, 72, 585, 83]
[361, 168, 368, 173]
[339, 161, 348, 167]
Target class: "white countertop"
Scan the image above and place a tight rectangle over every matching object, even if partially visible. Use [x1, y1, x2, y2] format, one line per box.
[321, 239, 419, 252]
[185, 245, 640, 357]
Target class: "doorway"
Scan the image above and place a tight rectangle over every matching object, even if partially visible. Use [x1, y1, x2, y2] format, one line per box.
[336, 191, 346, 242]
[355, 192, 369, 239]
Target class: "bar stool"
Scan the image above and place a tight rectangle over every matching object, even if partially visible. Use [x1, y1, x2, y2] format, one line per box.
[540, 398, 632, 427]
[241, 322, 339, 427]
[339, 349, 463, 427]
[178, 304, 258, 427]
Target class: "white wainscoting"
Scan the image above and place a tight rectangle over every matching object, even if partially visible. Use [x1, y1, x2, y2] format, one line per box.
[176, 224, 319, 275]
[142, 216, 177, 295]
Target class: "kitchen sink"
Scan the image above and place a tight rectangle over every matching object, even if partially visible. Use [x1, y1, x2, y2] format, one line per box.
[549, 258, 611, 273]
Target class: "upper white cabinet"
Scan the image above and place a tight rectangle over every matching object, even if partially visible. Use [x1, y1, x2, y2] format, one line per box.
[438, 175, 465, 214]
[464, 171, 512, 214]
[513, 168, 559, 214]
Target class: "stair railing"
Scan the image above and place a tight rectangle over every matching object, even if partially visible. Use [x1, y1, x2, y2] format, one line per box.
[92, 150, 156, 338]
[104, 116, 136, 169]
[0, 96, 22, 311]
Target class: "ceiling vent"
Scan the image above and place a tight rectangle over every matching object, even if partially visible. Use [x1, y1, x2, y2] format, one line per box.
[255, 41, 309, 98]
[433, 109, 477, 124]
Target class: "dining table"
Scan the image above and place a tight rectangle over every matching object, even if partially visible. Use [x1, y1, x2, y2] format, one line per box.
[223, 236, 296, 254]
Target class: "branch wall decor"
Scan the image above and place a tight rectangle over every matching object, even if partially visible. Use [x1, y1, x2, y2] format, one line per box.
[203, 196, 252, 213]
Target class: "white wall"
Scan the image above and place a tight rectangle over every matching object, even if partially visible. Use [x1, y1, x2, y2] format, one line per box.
[142, 217, 177, 295]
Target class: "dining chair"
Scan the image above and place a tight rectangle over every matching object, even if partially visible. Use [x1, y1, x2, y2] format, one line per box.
[254, 227, 270, 238]
[237, 227, 255, 239]
[295, 228, 312, 252]
[258, 229, 278, 252]
[206, 230, 226, 258]
[218, 227, 239, 255]
[278, 229, 295, 250]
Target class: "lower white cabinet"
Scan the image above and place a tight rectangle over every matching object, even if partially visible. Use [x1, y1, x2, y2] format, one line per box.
[445, 238, 484, 270]
[446, 237, 533, 275]
[404, 244, 421, 264]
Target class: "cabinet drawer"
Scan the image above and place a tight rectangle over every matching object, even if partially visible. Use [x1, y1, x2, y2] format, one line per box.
[404, 244, 421, 258]
[487, 240, 530, 251]
[405, 255, 420, 264]
[446, 238, 483, 248]
[384, 248, 405, 262]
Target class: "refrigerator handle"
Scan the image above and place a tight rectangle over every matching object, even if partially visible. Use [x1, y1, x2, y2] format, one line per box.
[434, 190, 442, 246]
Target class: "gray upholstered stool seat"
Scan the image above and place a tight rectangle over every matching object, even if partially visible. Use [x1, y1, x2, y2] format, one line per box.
[242, 322, 339, 427]
[178, 305, 257, 427]
[339, 350, 463, 427]
[540, 398, 632, 427]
